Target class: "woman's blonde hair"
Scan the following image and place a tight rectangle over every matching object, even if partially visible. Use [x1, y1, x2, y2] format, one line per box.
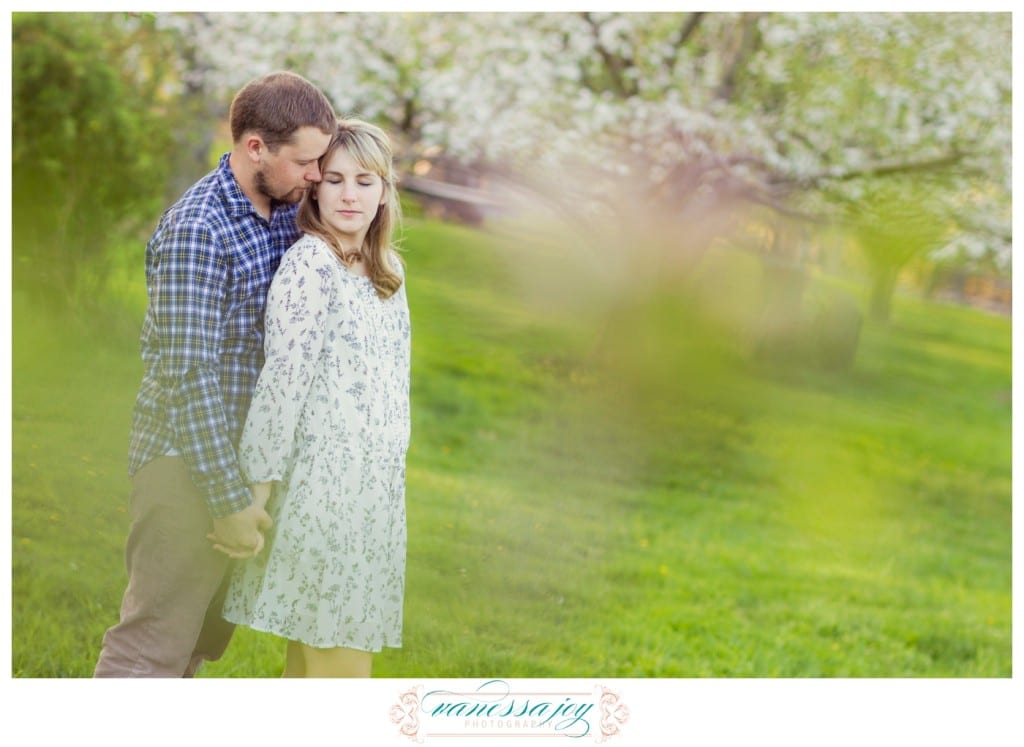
[298, 118, 403, 298]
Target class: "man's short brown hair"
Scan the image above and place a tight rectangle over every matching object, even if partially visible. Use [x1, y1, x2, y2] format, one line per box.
[229, 71, 336, 150]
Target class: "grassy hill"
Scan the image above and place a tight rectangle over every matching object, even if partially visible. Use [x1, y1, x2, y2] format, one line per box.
[11, 216, 1011, 677]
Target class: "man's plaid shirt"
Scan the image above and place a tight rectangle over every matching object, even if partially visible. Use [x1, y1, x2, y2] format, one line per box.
[128, 153, 301, 517]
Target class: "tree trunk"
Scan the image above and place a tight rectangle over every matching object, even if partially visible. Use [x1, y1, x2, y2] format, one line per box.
[752, 256, 807, 360]
[869, 267, 898, 323]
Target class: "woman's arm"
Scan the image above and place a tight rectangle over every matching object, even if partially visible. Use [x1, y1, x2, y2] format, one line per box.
[238, 240, 336, 484]
[249, 481, 274, 510]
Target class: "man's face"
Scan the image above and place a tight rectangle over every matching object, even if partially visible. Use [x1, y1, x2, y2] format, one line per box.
[254, 126, 333, 204]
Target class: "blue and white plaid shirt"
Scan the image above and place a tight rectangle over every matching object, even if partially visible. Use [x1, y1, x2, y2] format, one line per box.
[128, 153, 301, 517]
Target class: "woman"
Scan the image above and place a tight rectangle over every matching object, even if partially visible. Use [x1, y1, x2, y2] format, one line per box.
[218, 118, 410, 677]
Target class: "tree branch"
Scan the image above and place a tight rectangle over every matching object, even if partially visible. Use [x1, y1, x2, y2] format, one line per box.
[581, 12, 638, 98]
[740, 189, 833, 225]
[802, 150, 975, 187]
[715, 13, 764, 102]
[663, 12, 704, 74]
[677, 12, 705, 47]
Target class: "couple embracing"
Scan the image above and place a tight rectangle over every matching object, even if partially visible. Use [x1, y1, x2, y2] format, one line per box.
[94, 71, 410, 678]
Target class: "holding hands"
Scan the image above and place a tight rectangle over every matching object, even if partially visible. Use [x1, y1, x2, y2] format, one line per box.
[208, 483, 274, 558]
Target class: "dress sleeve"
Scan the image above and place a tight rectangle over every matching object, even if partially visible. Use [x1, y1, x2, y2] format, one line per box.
[238, 241, 335, 483]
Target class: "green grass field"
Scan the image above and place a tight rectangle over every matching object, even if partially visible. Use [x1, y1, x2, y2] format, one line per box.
[11, 217, 1011, 677]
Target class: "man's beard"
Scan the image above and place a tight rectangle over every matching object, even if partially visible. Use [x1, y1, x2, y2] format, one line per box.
[255, 168, 306, 205]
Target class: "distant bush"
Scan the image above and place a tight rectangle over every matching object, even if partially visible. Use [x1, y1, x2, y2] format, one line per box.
[13, 12, 175, 307]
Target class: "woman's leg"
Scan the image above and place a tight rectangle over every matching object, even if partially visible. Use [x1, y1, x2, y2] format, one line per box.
[282, 640, 306, 678]
[299, 644, 372, 678]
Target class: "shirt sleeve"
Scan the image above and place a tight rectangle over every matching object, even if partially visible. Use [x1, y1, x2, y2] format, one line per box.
[150, 221, 252, 517]
[238, 244, 334, 483]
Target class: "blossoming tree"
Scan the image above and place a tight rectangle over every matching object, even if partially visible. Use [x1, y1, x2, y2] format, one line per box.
[158, 11, 1011, 320]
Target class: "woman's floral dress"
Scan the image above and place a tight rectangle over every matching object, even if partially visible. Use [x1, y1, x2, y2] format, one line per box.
[222, 234, 410, 652]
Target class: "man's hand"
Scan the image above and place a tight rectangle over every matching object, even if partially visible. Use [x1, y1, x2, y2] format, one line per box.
[207, 502, 273, 559]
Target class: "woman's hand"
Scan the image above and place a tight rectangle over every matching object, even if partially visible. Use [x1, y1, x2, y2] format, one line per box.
[250, 481, 273, 510]
[206, 483, 275, 558]
[207, 503, 272, 559]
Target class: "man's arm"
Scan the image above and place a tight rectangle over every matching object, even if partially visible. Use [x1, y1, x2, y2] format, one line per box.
[149, 221, 254, 519]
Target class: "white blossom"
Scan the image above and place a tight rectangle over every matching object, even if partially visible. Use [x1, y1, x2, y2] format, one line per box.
[156, 11, 1009, 264]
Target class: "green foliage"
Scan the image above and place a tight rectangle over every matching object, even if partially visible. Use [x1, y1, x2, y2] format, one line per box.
[839, 177, 956, 322]
[11, 219, 1010, 678]
[12, 12, 176, 306]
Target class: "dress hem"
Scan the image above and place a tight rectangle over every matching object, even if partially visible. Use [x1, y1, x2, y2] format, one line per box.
[223, 613, 402, 654]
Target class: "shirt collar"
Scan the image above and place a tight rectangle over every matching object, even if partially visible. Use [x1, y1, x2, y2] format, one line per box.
[215, 153, 255, 218]
[217, 152, 295, 223]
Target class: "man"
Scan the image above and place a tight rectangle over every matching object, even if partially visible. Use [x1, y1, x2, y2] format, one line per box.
[94, 71, 336, 677]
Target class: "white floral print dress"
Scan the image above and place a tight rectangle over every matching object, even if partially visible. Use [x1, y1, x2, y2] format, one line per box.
[222, 233, 410, 652]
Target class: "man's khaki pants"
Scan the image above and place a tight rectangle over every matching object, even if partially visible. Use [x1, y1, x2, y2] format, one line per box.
[94, 456, 236, 677]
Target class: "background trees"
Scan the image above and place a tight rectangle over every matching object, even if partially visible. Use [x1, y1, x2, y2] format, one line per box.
[12, 12, 1011, 322]
[12, 13, 178, 306]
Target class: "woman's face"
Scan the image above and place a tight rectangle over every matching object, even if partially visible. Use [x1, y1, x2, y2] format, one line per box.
[315, 146, 386, 247]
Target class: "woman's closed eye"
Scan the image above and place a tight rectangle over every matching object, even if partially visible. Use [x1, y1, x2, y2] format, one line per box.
[325, 177, 377, 186]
